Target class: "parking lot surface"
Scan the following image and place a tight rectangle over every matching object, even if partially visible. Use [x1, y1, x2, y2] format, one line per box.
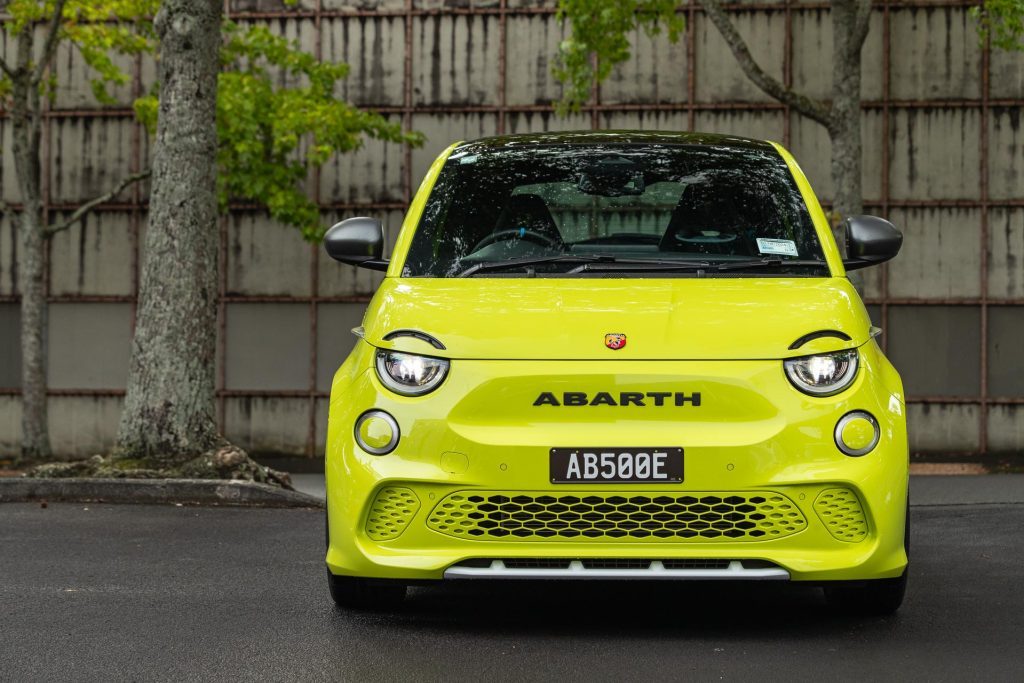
[1, 482, 1022, 681]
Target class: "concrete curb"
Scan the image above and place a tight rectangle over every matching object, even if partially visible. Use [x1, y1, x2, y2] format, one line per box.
[0, 478, 325, 508]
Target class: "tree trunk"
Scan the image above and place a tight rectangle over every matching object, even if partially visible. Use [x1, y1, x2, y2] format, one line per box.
[828, 0, 870, 252]
[10, 64, 52, 461]
[115, 0, 223, 461]
[15, 213, 49, 461]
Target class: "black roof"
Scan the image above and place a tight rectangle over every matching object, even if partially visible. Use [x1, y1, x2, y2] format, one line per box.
[454, 130, 777, 152]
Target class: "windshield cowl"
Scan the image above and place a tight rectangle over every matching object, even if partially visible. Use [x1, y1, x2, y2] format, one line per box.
[453, 254, 830, 278]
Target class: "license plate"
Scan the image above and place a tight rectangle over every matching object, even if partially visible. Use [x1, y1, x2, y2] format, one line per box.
[549, 448, 684, 484]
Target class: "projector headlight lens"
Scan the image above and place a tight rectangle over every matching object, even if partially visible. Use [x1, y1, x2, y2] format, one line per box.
[784, 349, 859, 396]
[375, 350, 449, 396]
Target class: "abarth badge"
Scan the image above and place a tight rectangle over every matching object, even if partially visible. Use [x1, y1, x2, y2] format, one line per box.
[604, 333, 627, 350]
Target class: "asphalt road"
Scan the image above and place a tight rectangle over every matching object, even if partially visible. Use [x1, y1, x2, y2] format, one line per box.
[1, 498, 1022, 681]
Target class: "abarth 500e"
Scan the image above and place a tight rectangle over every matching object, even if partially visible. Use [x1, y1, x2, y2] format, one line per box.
[321, 132, 908, 614]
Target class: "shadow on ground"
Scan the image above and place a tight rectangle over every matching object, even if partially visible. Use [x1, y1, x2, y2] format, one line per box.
[1, 502, 1020, 680]
[350, 580, 872, 634]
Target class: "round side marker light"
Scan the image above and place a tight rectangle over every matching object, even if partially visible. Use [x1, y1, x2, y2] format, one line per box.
[834, 411, 880, 457]
[354, 410, 400, 455]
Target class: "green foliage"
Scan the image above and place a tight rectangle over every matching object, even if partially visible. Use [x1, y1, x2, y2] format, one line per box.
[64, 2, 156, 103]
[554, 0, 684, 114]
[136, 22, 425, 242]
[5, 1, 422, 242]
[0, 1, 157, 104]
[218, 22, 424, 241]
[971, 0, 1024, 51]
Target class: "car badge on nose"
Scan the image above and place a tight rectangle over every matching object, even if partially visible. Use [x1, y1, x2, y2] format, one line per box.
[604, 333, 627, 350]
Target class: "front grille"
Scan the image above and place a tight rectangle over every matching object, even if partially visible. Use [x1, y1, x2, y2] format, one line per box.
[813, 488, 868, 542]
[365, 487, 420, 541]
[427, 491, 807, 542]
[662, 559, 731, 570]
[580, 558, 650, 569]
[502, 558, 573, 569]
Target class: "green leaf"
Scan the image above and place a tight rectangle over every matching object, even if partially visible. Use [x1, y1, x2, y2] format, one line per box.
[0, 1, 157, 105]
[553, 0, 684, 113]
[971, 1, 1024, 51]
[210, 23, 423, 242]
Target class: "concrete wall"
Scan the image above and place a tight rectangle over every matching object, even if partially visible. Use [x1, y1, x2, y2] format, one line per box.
[0, 0, 1022, 458]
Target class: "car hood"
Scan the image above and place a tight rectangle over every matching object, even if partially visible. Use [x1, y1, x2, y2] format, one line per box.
[361, 277, 871, 361]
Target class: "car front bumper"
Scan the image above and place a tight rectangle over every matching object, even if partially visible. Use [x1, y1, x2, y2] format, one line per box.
[325, 341, 909, 583]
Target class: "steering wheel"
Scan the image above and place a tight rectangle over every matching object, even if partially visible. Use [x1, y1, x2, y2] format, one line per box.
[474, 228, 562, 251]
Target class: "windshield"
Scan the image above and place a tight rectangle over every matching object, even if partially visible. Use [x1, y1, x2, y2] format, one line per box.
[402, 142, 828, 278]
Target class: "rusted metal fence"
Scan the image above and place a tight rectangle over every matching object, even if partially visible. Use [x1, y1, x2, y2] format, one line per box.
[0, 0, 1021, 458]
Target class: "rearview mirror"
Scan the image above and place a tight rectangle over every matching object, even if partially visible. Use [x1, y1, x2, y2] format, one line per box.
[324, 217, 388, 272]
[576, 156, 645, 196]
[843, 215, 902, 270]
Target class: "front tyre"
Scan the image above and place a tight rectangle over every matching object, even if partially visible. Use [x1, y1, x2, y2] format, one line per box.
[326, 509, 406, 609]
[822, 572, 907, 615]
[824, 500, 909, 615]
[327, 572, 407, 610]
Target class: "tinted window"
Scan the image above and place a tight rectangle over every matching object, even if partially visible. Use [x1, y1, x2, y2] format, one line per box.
[402, 143, 827, 277]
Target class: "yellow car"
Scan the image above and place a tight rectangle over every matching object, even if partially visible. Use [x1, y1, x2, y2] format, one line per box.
[322, 132, 908, 614]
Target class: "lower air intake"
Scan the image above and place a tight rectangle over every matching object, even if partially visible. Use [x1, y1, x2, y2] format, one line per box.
[365, 487, 420, 541]
[813, 488, 869, 542]
[427, 491, 807, 542]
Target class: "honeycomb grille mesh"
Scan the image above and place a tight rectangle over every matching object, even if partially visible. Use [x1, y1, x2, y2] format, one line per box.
[365, 487, 420, 541]
[427, 491, 807, 542]
[813, 488, 868, 542]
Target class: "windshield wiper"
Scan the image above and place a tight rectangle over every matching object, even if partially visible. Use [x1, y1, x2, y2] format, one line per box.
[456, 254, 828, 277]
[456, 254, 611, 277]
[566, 257, 713, 274]
[713, 257, 830, 272]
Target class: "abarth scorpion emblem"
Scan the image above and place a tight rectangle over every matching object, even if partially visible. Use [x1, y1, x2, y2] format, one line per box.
[605, 333, 627, 350]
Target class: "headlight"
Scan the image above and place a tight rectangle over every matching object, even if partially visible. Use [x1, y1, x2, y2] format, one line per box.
[784, 349, 859, 396]
[375, 350, 449, 396]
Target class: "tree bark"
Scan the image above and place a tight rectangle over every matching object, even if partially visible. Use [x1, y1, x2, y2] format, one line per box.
[9, 27, 52, 461]
[827, 0, 873, 239]
[115, 0, 223, 461]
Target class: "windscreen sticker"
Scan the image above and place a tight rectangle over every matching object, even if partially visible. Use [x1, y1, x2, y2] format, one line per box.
[756, 238, 799, 256]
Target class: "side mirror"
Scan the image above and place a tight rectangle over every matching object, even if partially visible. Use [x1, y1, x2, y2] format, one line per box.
[323, 217, 388, 272]
[843, 215, 903, 270]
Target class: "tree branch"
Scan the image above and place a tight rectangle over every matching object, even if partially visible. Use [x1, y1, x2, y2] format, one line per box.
[32, 0, 69, 85]
[697, 0, 832, 127]
[852, 0, 873, 50]
[0, 55, 14, 79]
[45, 170, 150, 237]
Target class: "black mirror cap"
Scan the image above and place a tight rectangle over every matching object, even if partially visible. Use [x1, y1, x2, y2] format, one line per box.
[323, 217, 388, 271]
[843, 215, 903, 270]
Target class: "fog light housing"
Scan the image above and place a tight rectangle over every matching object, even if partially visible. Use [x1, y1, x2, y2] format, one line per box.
[354, 410, 399, 455]
[834, 411, 879, 456]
